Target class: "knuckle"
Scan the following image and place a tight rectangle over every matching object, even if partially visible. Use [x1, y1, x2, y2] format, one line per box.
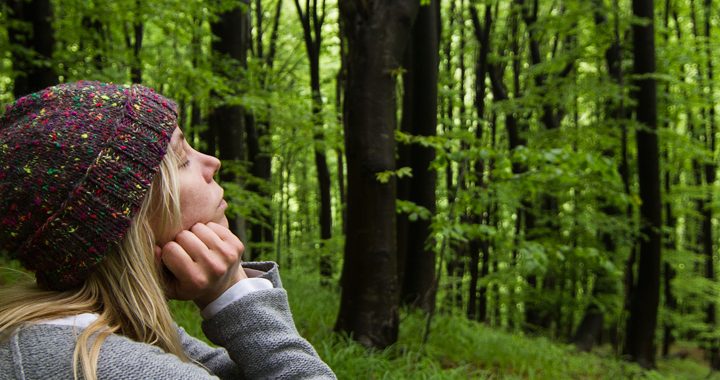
[219, 246, 239, 263]
[207, 260, 227, 278]
[175, 230, 191, 241]
[189, 275, 209, 291]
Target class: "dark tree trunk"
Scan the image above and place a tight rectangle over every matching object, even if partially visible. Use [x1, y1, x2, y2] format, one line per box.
[8, 0, 57, 97]
[123, 0, 144, 83]
[702, 0, 719, 368]
[573, 304, 604, 352]
[396, 52, 411, 303]
[210, 1, 250, 245]
[624, 0, 660, 369]
[397, 0, 439, 312]
[246, 111, 273, 258]
[191, 23, 213, 155]
[660, 0, 676, 359]
[335, 0, 418, 349]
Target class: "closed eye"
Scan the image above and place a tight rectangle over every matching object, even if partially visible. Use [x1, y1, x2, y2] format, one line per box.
[179, 160, 190, 169]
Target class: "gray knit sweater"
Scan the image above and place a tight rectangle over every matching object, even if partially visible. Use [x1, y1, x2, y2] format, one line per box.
[0, 262, 336, 379]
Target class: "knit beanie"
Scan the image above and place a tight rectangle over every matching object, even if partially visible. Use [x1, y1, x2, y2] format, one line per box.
[0, 81, 177, 291]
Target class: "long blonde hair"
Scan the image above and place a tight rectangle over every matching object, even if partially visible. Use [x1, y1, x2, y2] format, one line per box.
[0, 147, 186, 380]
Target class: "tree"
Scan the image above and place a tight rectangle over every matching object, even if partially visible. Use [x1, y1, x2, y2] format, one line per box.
[209, 0, 251, 249]
[397, 0, 439, 311]
[7, 0, 57, 96]
[624, 0, 661, 368]
[124, 0, 143, 83]
[294, 0, 333, 280]
[335, 0, 419, 349]
[246, 0, 283, 258]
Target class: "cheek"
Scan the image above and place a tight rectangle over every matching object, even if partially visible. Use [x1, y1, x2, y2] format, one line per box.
[177, 182, 215, 229]
[179, 191, 201, 229]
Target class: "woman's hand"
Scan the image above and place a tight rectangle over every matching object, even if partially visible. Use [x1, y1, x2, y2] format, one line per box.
[155, 222, 249, 309]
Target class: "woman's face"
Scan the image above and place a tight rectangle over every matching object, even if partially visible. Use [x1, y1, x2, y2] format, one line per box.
[153, 128, 229, 245]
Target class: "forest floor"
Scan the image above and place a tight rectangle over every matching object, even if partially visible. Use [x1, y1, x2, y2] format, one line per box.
[175, 265, 720, 380]
[2, 257, 714, 379]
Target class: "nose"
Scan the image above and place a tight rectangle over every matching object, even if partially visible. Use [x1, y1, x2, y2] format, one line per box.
[202, 153, 221, 182]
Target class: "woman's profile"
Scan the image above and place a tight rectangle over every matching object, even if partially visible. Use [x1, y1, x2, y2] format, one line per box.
[0, 81, 336, 379]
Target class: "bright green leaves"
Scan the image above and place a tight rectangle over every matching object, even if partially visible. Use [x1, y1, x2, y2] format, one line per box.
[376, 166, 413, 184]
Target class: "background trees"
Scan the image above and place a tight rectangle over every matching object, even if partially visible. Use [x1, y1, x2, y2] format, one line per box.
[1, 0, 720, 372]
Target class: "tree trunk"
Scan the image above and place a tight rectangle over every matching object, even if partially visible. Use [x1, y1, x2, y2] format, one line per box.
[335, 0, 418, 349]
[397, 0, 439, 312]
[210, 1, 250, 248]
[659, 0, 676, 359]
[8, 0, 57, 97]
[702, 0, 719, 367]
[624, 0, 660, 368]
[123, 0, 144, 84]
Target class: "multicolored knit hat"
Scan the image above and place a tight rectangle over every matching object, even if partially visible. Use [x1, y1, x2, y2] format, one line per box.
[0, 81, 177, 291]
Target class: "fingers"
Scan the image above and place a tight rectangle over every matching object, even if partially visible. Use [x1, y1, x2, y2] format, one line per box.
[158, 222, 246, 307]
[205, 222, 244, 260]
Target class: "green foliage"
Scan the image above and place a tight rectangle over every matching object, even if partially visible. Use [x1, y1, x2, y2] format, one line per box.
[3, 0, 720, 374]
[376, 167, 413, 184]
[193, 267, 703, 379]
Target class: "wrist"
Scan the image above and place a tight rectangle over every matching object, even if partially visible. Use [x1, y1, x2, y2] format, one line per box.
[193, 269, 248, 309]
[199, 276, 274, 319]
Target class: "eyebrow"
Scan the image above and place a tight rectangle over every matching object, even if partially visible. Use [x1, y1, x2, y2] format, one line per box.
[171, 131, 185, 154]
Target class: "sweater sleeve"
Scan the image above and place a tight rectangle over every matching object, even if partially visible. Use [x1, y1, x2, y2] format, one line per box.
[201, 261, 336, 380]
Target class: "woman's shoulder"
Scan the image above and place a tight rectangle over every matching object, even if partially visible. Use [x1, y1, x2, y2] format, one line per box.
[2, 323, 215, 380]
[0, 323, 106, 379]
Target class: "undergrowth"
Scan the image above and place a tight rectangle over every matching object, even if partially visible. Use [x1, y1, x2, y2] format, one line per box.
[168, 264, 718, 379]
[0, 255, 711, 379]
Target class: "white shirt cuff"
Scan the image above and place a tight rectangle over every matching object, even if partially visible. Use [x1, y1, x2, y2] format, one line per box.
[200, 276, 274, 320]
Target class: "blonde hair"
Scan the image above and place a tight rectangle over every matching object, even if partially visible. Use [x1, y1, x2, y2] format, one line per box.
[0, 147, 186, 380]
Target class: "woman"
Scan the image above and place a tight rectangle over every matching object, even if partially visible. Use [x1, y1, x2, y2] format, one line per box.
[0, 81, 336, 379]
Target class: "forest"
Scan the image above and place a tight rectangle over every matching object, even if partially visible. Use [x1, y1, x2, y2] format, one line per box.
[1, 0, 719, 377]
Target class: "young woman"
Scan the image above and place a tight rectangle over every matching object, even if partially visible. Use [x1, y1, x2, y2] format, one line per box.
[0, 81, 336, 380]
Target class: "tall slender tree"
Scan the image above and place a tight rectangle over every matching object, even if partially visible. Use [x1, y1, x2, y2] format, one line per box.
[701, 0, 718, 368]
[397, 0, 439, 311]
[294, 0, 333, 280]
[624, 0, 661, 368]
